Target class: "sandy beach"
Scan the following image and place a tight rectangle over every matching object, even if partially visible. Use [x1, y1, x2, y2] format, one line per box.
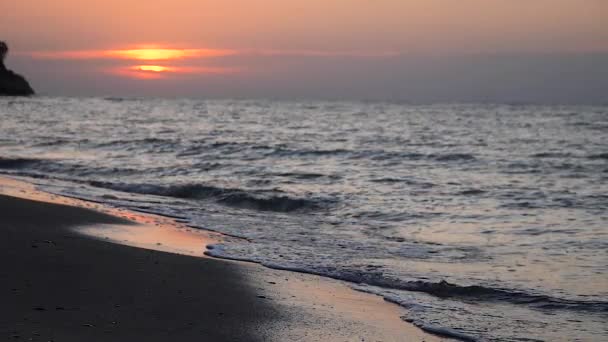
[3, 2, 608, 340]
[0, 177, 444, 341]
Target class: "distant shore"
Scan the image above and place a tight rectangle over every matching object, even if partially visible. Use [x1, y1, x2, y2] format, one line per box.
[0, 176, 444, 341]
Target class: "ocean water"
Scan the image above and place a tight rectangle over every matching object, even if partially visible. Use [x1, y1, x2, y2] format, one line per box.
[1, 97, 607, 341]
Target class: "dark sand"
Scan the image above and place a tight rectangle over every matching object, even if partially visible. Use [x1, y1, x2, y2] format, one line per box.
[0, 194, 277, 341]
[0, 180, 445, 342]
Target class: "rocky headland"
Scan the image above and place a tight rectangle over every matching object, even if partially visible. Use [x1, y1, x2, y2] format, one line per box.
[0, 41, 34, 96]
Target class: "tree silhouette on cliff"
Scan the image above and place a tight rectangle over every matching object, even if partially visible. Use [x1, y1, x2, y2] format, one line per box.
[0, 41, 34, 96]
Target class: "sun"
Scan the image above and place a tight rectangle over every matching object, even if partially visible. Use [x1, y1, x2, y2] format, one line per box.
[104, 48, 237, 61]
[134, 65, 172, 72]
[113, 49, 190, 60]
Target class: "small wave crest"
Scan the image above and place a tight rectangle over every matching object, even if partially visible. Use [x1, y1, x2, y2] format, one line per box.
[0, 157, 142, 178]
[88, 181, 327, 213]
[587, 153, 608, 160]
[103, 96, 143, 102]
[205, 246, 608, 315]
[430, 153, 477, 162]
[330, 272, 608, 313]
[267, 147, 352, 157]
[0, 157, 42, 169]
[96, 137, 177, 147]
[530, 152, 573, 158]
[457, 189, 486, 196]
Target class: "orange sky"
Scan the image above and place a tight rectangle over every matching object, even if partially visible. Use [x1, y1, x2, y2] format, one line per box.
[2, 0, 606, 53]
[1, 0, 607, 101]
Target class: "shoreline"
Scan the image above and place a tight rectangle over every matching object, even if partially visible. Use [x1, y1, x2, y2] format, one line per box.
[0, 176, 446, 341]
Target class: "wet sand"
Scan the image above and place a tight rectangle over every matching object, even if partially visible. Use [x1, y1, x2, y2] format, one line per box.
[0, 176, 445, 341]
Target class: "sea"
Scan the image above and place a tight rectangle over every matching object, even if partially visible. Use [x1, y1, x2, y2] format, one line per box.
[1, 97, 606, 341]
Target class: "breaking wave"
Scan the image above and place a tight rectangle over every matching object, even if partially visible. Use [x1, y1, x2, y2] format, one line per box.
[0, 157, 42, 169]
[587, 153, 608, 160]
[87, 181, 328, 213]
[206, 245, 608, 314]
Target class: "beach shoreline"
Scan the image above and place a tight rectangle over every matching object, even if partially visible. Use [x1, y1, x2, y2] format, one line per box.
[0, 176, 445, 341]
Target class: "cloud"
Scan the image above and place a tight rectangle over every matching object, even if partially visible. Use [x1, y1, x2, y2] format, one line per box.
[112, 65, 241, 79]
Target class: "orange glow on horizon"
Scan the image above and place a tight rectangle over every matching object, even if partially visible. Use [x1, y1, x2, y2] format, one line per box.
[28, 47, 238, 60]
[23, 45, 396, 81]
[107, 48, 237, 60]
[25, 47, 398, 60]
[6, 1, 608, 62]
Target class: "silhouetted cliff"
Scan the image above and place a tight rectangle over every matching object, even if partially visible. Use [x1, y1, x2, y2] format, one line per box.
[0, 41, 34, 96]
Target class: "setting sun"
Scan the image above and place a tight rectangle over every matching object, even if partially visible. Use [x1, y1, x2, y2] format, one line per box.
[134, 65, 172, 72]
[27, 48, 238, 61]
[106, 48, 237, 60]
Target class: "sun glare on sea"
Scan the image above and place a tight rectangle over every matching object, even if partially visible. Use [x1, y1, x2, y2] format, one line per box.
[114, 64, 238, 79]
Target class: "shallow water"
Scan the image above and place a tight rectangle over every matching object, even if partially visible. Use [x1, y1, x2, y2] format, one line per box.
[1, 97, 607, 341]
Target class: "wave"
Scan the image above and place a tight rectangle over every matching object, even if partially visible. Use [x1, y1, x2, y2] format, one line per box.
[369, 177, 436, 188]
[587, 153, 608, 160]
[267, 147, 352, 157]
[87, 181, 327, 213]
[369, 177, 405, 183]
[413, 323, 478, 341]
[0, 157, 42, 169]
[301, 270, 608, 313]
[206, 245, 608, 315]
[95, 138, 180, 154]
[349, 210, 440, 222]
[530, 152, 573, 158]
[96, 137, 177, 146]
[367, 152, 476, 163]
[103, 96, 144, 102]
[366, 151, 477, 163]
[369, 151, 425, 161]
[177, 141, 275, 157]
[262, 147, 477, 163]
[92, 137, 483, 166]
[499, 195, 606, 211]
[32, 139, 74, 147]
[356, 288, 480, 342]
[0, 157, 148, 179]
[273, 172, 340, 180]
[458, 189, 486, 195]
[430, 153, 477, 162]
